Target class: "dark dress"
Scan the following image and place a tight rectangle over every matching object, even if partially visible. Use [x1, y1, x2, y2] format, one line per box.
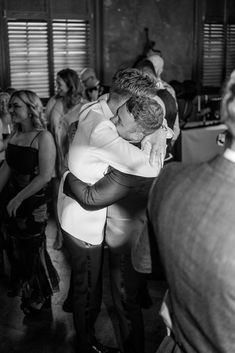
[1, 132, 59, 312]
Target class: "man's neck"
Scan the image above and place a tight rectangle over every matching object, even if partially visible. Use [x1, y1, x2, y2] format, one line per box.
[107, 93, 128, 116]
[107, 98, 118, 115]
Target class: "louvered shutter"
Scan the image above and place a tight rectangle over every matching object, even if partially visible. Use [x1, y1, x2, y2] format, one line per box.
[52, 19, 91, 78]
[202, 23, 224, 87]
[201, 0, 235, 88]
[226, 24, 235, 80]
[7, 20, 49, 97]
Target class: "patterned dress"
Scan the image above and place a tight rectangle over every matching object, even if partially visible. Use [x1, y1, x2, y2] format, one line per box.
[2, 134, 59, 312]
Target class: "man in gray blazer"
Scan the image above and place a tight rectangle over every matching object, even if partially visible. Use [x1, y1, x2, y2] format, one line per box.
[133, 70, 235, 353]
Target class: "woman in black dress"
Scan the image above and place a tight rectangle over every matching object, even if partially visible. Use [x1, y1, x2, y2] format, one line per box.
[0, 90, 59, 315]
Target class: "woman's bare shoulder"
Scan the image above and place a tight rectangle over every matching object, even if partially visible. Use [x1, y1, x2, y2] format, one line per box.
[38, 130, 55, 145]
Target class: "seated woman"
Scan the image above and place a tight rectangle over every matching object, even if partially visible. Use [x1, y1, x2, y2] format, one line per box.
[47, 68, 88, 249]
[0, 90, 59, 316]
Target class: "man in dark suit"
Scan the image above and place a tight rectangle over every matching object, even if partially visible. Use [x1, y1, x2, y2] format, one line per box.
[132, 70, 235, 352]
[63, 164, 155, 353]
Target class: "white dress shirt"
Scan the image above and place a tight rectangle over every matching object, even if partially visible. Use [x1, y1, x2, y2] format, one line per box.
[58, 98, 159, 245]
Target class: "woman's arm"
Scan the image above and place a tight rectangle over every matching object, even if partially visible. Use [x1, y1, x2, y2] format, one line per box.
[50, 100, 68, 176]
[63, 167, 137, 211]
[7, 131, 56, 216]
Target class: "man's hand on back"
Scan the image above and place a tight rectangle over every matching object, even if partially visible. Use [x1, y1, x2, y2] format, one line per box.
[141, 125, 174, 167]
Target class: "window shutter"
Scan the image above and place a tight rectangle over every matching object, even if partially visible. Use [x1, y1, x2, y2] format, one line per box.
[52, 19, 91, 78]
[7, 20, 49, 97]
[200, 0, 235, 89]
[203, 23, 224, 87]
[226, 24, 235, 80]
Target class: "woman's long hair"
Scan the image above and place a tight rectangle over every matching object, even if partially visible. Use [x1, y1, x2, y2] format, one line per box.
[56, 68, 83, 109]
[10, 90, 46, 131]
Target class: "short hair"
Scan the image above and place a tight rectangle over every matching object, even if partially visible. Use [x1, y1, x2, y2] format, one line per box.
[57, 68, 83, 109]
[221, 70, 235, 138]
[9, 90, 46, 131]
[135, 59, 157, 78]
[110, 68, 158, 100]
[126, 95, 163, 135]
[80, 67, 96, 79]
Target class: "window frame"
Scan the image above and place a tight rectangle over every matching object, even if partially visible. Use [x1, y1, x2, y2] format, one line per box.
[7, 19, 50, 97]
[194, 0, 235, 94]
[0, 0, 100, 101]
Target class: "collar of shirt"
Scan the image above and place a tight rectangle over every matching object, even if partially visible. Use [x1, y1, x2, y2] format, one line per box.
[224, 148, 235, 163]
[79, 95, 113, 123]
[98, 95, 113, 120]
[98, 93, 109, 102]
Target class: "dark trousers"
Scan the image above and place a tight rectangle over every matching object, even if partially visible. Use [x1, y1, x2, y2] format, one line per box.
[62, 229, 104, 351]
[109, 249, 145, 353]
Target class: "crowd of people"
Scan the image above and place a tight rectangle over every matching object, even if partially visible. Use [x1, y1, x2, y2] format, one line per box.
[0, 54, 234, 353]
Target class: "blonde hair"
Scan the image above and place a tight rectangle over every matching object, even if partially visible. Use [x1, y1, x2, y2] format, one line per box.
[10, 90, 46, 131]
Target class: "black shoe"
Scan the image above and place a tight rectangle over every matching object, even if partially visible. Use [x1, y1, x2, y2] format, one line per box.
[90, 342, 121, 353]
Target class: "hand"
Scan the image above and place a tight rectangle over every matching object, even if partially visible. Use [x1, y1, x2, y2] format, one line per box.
[7, 195, 23, 217]
[141, 128, 167, 167]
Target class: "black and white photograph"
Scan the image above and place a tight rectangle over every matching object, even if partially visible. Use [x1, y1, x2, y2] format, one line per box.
[0, 1, 234, 352]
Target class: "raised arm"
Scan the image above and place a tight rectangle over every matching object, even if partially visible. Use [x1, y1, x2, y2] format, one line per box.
[50, 100, 68, 176]
[63, 167, 140, 210]
[7, 131, 56, 216]
[87, 119, 162, 178]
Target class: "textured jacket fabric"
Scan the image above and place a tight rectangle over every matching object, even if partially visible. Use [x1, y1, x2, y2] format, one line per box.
[134, 154, 235, 352]
[63, 166, 154, 250]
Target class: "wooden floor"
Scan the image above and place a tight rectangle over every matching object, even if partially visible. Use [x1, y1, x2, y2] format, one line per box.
[0, 218, 167, 353]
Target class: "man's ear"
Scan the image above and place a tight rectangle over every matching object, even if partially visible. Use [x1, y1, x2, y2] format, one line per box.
[129, 131, 145, 142]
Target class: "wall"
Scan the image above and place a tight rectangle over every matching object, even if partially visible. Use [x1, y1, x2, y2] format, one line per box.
[102, 0, 195, 84]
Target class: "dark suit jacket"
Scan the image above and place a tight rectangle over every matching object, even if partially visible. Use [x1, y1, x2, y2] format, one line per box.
[134, 154, 235, 352]
[64, 166, 155, 251]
